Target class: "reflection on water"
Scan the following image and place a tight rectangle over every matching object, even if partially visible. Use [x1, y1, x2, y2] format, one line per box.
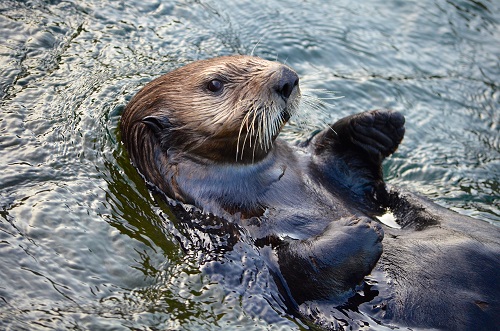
[1, 0, 499, 330]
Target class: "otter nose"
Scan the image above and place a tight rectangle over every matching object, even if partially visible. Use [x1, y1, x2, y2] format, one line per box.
[274, 66, 299, 101]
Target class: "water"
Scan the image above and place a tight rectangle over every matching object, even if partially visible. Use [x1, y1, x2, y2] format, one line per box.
[0, 0, 498, 330]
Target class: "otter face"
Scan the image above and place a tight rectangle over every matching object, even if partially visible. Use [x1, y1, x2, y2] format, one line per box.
[122, 56, 301, 164]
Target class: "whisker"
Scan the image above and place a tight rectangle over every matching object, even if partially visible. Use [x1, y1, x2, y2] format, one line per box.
[288, 89, 342, 136]
[234, 85, 340, 162]
[267, 112, 274, 149]
[250, 36, 265, 56]
[237, 100, 256, 161]
[260, 107, 266, 148]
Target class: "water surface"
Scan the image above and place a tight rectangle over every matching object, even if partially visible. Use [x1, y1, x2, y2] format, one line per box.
[1, 0, 499, 330]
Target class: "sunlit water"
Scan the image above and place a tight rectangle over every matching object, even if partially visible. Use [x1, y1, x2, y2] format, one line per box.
[1, 0, 498, 330]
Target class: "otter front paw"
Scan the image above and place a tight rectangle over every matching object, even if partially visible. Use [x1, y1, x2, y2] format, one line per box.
[333, 110, 405, 161]
[277, 217, 383, 303]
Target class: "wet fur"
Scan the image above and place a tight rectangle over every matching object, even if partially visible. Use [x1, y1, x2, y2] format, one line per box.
[121, 55, 500, 330]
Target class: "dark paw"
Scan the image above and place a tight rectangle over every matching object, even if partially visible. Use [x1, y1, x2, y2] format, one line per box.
[335, 110, 405, 160]
[277, 216, 383, 303]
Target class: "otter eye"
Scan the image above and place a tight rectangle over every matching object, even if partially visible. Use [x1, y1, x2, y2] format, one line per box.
[207, 79, 224, 93]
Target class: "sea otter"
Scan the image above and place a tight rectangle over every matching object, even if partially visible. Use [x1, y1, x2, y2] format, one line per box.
[121, 55, 500, 330]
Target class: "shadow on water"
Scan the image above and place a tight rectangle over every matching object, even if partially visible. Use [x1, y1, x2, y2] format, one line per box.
[0, 0, 499, 330]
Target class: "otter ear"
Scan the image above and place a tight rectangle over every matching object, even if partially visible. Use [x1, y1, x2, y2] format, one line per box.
[142, 116, 171, 136]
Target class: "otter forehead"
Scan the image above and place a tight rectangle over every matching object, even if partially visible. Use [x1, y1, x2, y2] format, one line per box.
[181, 55, 284, 76]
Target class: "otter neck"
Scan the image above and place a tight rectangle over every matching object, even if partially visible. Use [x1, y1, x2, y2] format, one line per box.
[187, 136, 275, 164]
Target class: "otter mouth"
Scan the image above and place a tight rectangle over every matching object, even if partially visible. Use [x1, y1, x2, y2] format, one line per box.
[281, 88, 301, 124]
[235, 74, 300, 163]
[235, 103, 297, 162]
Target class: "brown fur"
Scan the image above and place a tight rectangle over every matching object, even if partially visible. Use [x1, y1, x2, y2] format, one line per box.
[122, 56, 298, 165]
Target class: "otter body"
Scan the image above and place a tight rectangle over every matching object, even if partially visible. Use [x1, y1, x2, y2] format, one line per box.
[121, 55, 500, 330]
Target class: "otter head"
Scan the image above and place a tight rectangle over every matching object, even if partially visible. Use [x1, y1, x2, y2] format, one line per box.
[121, 55, 300, 169]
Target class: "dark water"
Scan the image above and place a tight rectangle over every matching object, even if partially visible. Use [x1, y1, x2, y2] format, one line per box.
[0, 0, 498, 330]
